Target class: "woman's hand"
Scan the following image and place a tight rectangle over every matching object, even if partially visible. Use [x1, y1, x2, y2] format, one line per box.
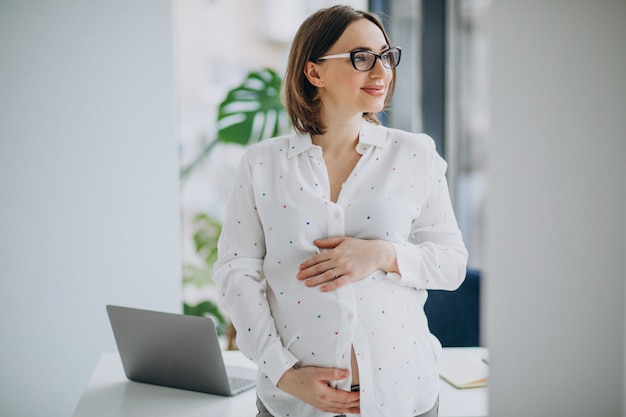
[276, 366, 360, 414]
[297, 237, 398, 291]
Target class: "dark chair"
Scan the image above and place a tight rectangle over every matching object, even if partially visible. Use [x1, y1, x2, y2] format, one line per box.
[424, 268, 481, 347]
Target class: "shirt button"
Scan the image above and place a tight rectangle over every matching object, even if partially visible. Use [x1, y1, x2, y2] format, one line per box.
[348, 313, 354, 320]
[334, 211, 341, 219]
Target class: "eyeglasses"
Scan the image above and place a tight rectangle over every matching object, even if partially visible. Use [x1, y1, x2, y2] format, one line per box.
[317, 46, 401, 72]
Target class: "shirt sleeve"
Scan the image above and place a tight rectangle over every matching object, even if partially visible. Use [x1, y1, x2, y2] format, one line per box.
[213, 150, 299, 386]
[387, 142, 469, 290]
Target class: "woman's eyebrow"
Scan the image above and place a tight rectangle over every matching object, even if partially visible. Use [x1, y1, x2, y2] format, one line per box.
[349, 44, 390, 52]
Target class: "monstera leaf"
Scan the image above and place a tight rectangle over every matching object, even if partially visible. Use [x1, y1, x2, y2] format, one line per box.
[180, 68, 288, 180]
[217, 68, 288, 145]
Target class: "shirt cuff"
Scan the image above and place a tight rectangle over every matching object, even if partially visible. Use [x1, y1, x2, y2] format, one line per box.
[257, 341, 300, 386]
[387, 241, 423, 288]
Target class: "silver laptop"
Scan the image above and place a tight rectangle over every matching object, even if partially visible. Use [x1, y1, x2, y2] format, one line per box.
[106, 305, 256, 396]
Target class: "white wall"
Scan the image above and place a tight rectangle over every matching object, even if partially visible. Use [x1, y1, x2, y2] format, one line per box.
[485, 1, 626, 416]
[0, 2, 181, 417]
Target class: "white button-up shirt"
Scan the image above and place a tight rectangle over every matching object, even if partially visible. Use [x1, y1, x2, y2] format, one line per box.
[214, 120, 468, 417]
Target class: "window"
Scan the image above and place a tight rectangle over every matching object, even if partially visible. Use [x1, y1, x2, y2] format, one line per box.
[373, 0, 489, 269]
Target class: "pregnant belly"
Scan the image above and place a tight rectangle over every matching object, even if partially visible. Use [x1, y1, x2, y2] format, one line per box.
[351, 346, 359, 385]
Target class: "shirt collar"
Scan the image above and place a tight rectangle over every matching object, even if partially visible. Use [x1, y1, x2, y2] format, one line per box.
[287, 119, 388, 159]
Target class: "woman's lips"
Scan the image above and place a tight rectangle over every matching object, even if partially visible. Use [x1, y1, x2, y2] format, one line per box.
[361, 85, 386, 96]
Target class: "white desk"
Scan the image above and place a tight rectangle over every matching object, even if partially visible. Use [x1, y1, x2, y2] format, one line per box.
[73, 348, 488, 417]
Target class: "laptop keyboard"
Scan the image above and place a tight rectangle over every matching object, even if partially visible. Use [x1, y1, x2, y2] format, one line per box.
[229, 376, 254, 391]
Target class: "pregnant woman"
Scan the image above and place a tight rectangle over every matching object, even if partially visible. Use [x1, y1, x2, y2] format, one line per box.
[214, 5, 468, 417]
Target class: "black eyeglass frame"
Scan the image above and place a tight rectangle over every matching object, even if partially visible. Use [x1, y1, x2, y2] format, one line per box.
[317, 46, 402, 72]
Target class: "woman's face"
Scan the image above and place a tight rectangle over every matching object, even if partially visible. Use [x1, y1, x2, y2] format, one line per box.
[310, 19, 394, 120]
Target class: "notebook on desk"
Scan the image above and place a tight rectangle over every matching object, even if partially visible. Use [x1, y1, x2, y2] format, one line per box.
[106, 305, 256, 396]
[439, 350, 489, 389]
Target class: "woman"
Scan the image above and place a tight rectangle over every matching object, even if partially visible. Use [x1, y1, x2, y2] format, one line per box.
[214, 5, 468, 417]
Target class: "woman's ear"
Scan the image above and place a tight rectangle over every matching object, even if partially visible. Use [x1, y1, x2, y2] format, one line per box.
[304, 61, 324, 88]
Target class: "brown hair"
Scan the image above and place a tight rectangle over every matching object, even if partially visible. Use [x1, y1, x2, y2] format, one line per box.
[284, 5, 396, 135]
